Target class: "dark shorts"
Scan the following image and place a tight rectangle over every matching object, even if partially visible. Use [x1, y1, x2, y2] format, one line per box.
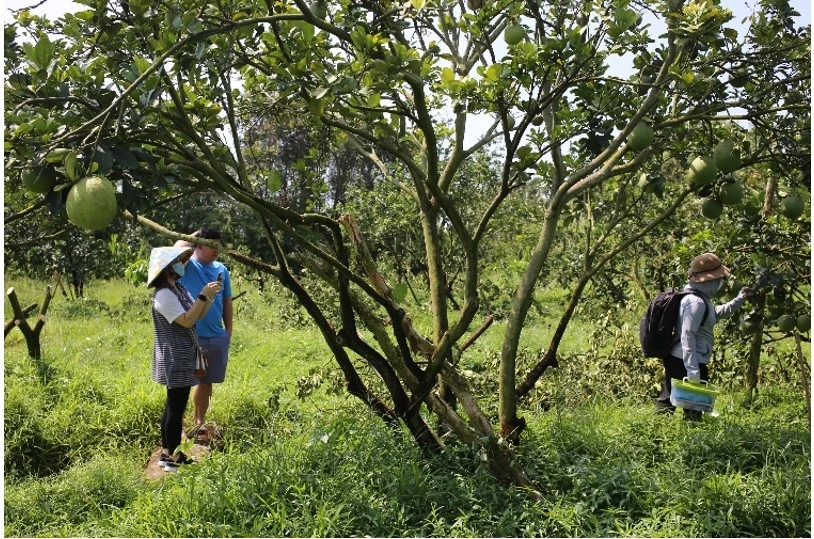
[196, 333, 230, 384]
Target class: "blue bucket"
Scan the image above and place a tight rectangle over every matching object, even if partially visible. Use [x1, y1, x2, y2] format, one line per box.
[670, 378, 719, 413]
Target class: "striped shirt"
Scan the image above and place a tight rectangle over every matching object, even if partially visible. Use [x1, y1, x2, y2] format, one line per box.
[151, 283, 198, 388]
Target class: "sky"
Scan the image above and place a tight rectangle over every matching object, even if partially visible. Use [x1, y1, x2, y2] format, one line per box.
[5, 0, 810, 27]
[4, 0, 810, 146]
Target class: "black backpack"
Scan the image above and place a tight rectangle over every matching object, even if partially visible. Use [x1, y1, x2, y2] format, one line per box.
[639, 288, 709, 359]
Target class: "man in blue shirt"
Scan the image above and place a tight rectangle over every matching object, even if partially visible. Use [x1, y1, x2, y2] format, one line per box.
[176, 228, 233, 437]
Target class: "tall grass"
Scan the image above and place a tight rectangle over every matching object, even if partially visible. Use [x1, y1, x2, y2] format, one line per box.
[4, 275, 810, 537]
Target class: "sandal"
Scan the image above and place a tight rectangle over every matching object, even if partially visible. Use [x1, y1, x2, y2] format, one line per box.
[191, 424, 210, 442]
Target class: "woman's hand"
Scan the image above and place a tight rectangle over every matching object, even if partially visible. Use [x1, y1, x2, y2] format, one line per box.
[201, 281, 222, 301]
[737, 286, 754, 301]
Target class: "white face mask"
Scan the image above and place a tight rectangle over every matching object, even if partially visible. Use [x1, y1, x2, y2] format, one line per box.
[171, 262, 185, 277]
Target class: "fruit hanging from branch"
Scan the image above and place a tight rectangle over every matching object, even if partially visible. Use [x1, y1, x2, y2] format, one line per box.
[780, 195, 804, 220]
[65, 176, 118, 231]
[686, 155, 717, 186]
[627, 122, 654, 151]
[713, 140, 741, 173]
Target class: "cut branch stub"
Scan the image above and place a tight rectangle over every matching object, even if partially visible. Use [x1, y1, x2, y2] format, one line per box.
[4, 302, 37, 337]
[6, 286, 53, 359]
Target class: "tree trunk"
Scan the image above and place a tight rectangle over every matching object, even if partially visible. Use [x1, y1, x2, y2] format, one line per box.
[499, 205, 563, 439]
[794, 332, 811, 425]
[743, 293, 765, 405]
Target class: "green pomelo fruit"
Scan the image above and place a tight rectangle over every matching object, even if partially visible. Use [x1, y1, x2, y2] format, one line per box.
[531, 115, 544, 126]
[719, 182, 744, 205]
[776, 314, 796, 333]
[781, 195, 804, 220]
[66, 176, 118, 230]
[628, 122, 654, 151]
[796, 314, 810, 333]
[713, 140, 741, 173]
[686, 155, 717, 185]
[504, 25, 526, 46]
[467, 0, 483, 9]
[701, 198, 723, 219]
[506, 115, 516, 130]
[795, 129, 810, 145]
[21, 166, 57, 194]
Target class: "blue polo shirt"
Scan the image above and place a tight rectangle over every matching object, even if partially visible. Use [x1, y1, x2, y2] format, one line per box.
[179, 258, 232, 338]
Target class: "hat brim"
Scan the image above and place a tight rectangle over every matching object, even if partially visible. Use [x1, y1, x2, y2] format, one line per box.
[146, 246, 193, 287]
[689, 264, 730, 283]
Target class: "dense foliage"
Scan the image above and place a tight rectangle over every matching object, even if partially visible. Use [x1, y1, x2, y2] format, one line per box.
[4, 0, 810, 487]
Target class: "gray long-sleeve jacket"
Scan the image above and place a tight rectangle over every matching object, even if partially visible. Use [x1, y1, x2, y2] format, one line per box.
[669, 280, 747, 381]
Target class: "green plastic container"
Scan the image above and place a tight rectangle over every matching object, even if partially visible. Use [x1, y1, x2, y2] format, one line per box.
[670, 378, 720, 413]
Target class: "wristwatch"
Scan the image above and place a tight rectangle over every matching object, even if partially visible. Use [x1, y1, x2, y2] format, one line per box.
[198, 294, 209, 302]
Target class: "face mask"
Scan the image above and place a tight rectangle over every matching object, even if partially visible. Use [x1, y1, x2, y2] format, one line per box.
[711, 279, 724, 295]
[171, 262, 185, 277]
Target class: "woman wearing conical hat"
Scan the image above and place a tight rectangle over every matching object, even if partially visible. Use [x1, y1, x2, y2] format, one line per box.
[146, 245, 222, 471]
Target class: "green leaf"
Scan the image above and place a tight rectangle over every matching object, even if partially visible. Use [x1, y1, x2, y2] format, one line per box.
[31, 36, 56, 71]
[393, 282, 408, 303]
[13, 123, 33, 138]
[112, 146, 139, 169]
[484, 64, 501, 82]
[174, 438, 195, 456]
[93, 147, 114, 175]
[266, 169, 283, 192]
[65, 152, 78, 181]
[129, 0, 149, 17]
[133, 56, 152, 75]
[298, 21, 315, 42]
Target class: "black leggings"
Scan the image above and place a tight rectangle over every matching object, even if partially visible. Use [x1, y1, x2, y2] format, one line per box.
[161, 386, 191, 453]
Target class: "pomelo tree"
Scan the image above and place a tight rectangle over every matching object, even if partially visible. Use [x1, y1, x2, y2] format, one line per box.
[4, 0, 809, 489]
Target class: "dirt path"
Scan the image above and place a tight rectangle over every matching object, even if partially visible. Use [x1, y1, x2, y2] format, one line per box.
[144, 431, 216, 480]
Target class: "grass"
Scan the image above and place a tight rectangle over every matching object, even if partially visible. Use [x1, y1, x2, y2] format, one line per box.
[3, 275, 811, 537]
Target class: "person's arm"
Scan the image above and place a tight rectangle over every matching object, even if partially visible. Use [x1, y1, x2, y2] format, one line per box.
[680, 296, 706, 383]
[715, 287, 752, 319]
[173, 296, 212, 328]
[223, 296, 233, 336]
[173, 282, 221, 328]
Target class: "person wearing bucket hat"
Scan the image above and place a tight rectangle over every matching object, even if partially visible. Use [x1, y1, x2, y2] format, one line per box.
[147, 245, 222, 471]
[655, 253, 753, 419]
